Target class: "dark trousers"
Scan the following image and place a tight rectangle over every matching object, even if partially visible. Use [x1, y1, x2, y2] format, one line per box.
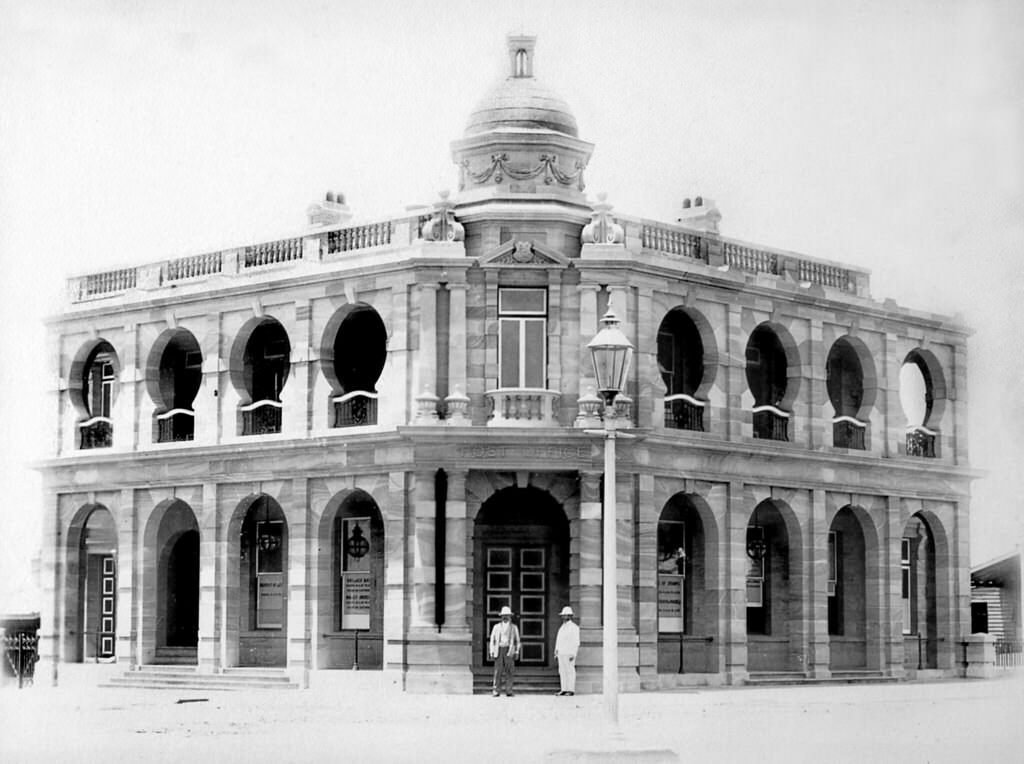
[492, 646, 515, 694]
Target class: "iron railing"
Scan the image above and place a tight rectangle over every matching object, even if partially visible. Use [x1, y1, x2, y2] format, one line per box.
[664, 395, 705, 431]
[333, 392, 379, 427]
[996, 638, 1023, 668]
[156, 410, 195, 442]
[906, 428, 937, 458]
[241, 402, 282, 435]
[79, 418, 113, 449]
[833, 418, 866, 449]
[752, 407, 789, 441]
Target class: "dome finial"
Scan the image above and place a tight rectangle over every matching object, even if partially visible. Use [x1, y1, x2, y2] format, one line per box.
[507, 34, 536, 78]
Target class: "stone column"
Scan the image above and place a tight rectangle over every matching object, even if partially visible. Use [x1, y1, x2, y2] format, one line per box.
[723, 480, 749, 684]
[197, 482, 220, 673]
[807, 489, 830, 677]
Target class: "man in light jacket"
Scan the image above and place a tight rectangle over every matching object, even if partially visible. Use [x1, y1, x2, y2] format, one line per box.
[489, 605, 520, 696]
[554, 605, 580, 696]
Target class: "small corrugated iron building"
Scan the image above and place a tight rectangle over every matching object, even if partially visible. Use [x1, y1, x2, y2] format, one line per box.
[38, 35, 974, 692]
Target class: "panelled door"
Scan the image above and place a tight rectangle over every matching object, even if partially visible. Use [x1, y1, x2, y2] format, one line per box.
[483, 544, 549, 665]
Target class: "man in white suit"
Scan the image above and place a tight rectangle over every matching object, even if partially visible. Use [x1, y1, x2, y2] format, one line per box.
[554, 605, 580, 696]
[489, 605, 520, 696]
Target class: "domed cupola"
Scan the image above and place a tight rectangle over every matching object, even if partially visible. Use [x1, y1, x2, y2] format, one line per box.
[451, 35, 595, 209]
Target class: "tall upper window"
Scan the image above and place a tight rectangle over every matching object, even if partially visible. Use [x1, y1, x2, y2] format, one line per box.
[498, 288, 546, 389]
[657, 308, 707, 431]
[79, 342, 118, 449]
[827, 338, 866, 449]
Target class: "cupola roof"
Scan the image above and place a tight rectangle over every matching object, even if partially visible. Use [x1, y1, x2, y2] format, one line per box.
[463, 35, 578, 138]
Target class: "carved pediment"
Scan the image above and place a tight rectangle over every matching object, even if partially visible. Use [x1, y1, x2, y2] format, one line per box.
[478, 239, 571, 267]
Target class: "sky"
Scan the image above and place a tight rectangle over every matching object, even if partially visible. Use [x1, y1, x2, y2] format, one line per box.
[1, 0, 1022, 611]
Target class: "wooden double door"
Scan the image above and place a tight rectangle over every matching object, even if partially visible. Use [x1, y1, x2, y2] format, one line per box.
[482, 544, 552, 665]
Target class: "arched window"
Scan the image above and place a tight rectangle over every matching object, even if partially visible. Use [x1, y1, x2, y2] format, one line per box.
[324, 304, 388, 427]
[149, 330, 202, 442]
[827, 338, 866, 449]
[900, 350, 941, 457]
[238, 319, 290, 435]
[746, 325, 790, 441]
[79, 342, 118, 449]
[657, 309, 706, 431]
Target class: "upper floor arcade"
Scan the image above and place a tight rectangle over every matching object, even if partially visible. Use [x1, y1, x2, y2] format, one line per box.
[47, 193, 970, 470]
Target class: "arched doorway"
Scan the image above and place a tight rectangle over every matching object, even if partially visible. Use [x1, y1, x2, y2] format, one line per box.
[827, 507, 868, 669]
[234, 495, 288, 667]
[656, 493, 717, 673]
[901, 513, 938, 669]
[68, 506, 118, 662]
[148, 501, 201, 664]
[473, 487, 569, 673]
[316, 489, 385, 669]
[745, 500, 802, 671]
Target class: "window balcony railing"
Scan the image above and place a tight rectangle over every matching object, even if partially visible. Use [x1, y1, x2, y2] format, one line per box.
[752, 405, 789, 441]
[664, 394, 706, 432]
[486, 388, 560, 427]
[333, 391, 379, 428]
[241, 400, 282, 436]
[906, 427, 937, 458]
[156, 409, 195, 442]
[832, 416, 866, 450]
[79, 417, 113, 449]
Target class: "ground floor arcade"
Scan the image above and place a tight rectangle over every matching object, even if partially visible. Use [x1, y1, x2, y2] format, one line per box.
[40, 447, 971, 692]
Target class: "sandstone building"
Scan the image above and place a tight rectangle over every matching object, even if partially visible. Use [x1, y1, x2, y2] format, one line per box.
[39, 36, 973, 692]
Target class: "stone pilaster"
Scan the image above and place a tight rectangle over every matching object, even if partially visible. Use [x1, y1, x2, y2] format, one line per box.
[282, 302, 311, 438]
[883, 495, 905, 677]
[807, 489, 830, 677]
[197, 482, 219, 673]
[416, 284, 440, 401]
[725, 305, 745, 442]
[577, 284, 601, 400]
[723, 480, 749, 683]
[444, 470, 471, 633]
[636, 286, 658, 429]
[193, 313, 221, 446]
[286, 477, 311, 684]
[382, 471, 408, 674]
[115, 324, 138, 452]
[807, 319, 826, 450]
[576, 470, 603, 688]
[636, 472, 658, 687]
[118, 488, 136, 666]
[447, 282, 468, 402]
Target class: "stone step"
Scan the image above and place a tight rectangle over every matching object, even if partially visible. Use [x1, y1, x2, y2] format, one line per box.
[102, 668, 298, 691]
[746, 670, 898, 686]
[472, 669, 562, 695]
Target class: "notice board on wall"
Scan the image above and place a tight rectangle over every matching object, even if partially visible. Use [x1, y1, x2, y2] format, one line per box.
[658, 574, 684, 633]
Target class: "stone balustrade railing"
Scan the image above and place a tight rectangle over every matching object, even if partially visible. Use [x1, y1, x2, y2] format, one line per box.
[73, 268, 138, 301]
[244, 237, 303, 268]
[723, 242, 779, 275]
[328, 221, 394, 253]
[486, 388, 560, 427]
[640, 224, 705, 261]
[66, 209, 866, 304]
[166, 251, 224, 281]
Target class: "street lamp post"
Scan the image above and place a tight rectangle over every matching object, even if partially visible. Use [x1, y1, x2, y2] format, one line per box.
[586, 308, 634, 726]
